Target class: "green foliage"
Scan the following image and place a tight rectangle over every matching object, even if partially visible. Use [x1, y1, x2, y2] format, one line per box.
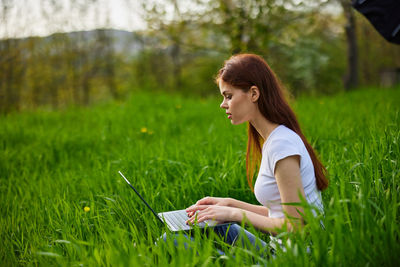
[180, 55, 228, 95]
[142, 0, 349, 96]
[0, 30, 129, 112]
[269, 13, 347, 95]
[355, 12, 400, 87]
[1, 88, 399, 266]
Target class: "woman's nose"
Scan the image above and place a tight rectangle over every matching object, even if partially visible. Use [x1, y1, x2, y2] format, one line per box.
[220, 100, 227, 109]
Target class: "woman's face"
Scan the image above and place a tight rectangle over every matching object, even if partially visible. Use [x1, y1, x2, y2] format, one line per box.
[219, 80, 258, 125]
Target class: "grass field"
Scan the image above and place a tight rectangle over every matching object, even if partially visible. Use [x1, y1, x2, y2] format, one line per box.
[1, 88, 399, 266]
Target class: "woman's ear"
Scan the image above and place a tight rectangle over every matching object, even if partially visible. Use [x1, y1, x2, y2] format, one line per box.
[250, 86, 260, 102]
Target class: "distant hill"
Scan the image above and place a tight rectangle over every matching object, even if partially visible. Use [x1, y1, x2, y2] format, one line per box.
[1, 29, 147, 56]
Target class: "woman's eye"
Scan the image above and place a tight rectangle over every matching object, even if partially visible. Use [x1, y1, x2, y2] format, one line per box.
[226, 95, 232, 100]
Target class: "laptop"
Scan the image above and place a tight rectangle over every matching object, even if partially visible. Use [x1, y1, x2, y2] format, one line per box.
[119, 171, 218, 232]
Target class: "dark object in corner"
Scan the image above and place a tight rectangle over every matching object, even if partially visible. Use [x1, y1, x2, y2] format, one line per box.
[352, 0, 400, 44]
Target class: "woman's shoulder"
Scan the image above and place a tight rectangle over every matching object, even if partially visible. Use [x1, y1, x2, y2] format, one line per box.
[261, 125, 305, 172]
[263, 125, 303, 152]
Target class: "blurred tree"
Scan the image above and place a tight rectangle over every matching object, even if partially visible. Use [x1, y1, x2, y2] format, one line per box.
[140, 0, 333, 93]
[0, 38, 24, 112]
[0, 0, 24, 112]
[202, 0, 344, 94]
[141, 0, 193, 91]
[339, 0, 359, 90]
[96, 29, 119, 100]
[209, 0, 304, 54]
[356, 12, 400, 87]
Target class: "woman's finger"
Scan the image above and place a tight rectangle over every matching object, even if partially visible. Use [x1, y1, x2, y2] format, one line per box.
[187, 210, 199, 217]
[187, 209, 202, 218]
[195, 212, 216, 223]
[186, 210, 206, 224]
[187, 214, 206, 224]
[186, 214, 199, 224]
[185, 204, 210, 212]
[187, 209, 216, 224]
[196, 196, 213, 205]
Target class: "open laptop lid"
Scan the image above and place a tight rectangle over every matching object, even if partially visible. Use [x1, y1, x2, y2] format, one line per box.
[118, 171, 164, 224]
[119, 171, 223, 232]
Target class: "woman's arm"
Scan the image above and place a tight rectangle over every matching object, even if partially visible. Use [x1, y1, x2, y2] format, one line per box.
[186, 204, 285, 234]
[187, 197, 268, 217]
[274, 155, 305, 230]
[227, 198, 269, 217]
[235, 155, 306, 232]
[186, 155, 306, 233]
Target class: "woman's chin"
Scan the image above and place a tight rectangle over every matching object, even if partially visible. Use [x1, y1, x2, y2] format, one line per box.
[231, 119, 244, 125]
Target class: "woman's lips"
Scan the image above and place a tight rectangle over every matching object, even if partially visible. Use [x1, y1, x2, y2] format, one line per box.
[227, 114, 232, 119]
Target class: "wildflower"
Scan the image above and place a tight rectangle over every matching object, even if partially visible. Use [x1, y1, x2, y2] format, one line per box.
[140, 127, 148, 133]
[84, 206, 90, 212]
[176, 104, 181, 109]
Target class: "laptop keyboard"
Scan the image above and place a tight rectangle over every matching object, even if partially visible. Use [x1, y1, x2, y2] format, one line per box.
[159, 210, 206, 231]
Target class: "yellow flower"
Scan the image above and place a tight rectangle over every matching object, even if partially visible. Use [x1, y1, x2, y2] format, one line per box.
[84, 206, 90, 212]
[176, 105, 181, 109]
[140, 127, 148, 133]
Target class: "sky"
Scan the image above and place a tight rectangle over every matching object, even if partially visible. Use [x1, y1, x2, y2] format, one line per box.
[0, 0, 146, 39]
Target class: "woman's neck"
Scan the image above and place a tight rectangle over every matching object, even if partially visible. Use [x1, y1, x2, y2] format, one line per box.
[249, 113, 279, 141]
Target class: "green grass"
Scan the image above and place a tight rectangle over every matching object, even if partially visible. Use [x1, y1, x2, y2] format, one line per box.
[1, 88, 399, 266]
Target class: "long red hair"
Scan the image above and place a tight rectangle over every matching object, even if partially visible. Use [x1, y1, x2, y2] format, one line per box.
[216, 54, 328, 191]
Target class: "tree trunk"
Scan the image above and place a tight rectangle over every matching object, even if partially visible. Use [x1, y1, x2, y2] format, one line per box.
[4, 39, 21, 112]
[82, 76, 90, 106]
[170, 42, 182, 90]
[341, 0, 359, 90]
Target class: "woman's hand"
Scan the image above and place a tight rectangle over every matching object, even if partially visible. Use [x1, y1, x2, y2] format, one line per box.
[186, 197, 232, 217]
[185, 205, 239, 225]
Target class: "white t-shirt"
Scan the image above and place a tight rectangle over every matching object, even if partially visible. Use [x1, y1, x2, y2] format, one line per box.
[254, 125, 324, 218]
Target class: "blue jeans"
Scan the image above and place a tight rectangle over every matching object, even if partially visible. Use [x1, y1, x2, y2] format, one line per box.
[160, 223, 269, 255]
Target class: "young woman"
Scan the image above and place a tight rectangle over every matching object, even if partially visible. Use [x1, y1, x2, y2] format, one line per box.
[184, 53, 328, 249]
